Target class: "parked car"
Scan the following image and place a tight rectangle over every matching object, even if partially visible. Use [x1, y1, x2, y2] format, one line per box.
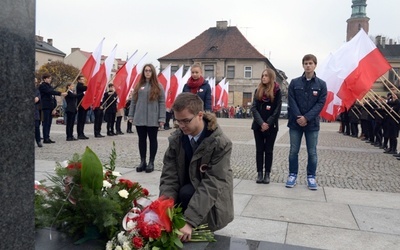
[280, 103, 288, 118]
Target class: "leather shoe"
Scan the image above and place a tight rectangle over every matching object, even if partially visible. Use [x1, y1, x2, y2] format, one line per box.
[95, 134, 105, 138]
[146, 161, 154, 173]
[107, 132, 114, 136]
[43, 139, 54, 144]
[263, 173, 270, 184]
[66, 137, 77, 141]
[136, 160, 147, 172]
[78, 135, 89, 140]
[256, 172, 263, 184]
[117, 131, 124, 135]
[397, 157, 400, 160]
[37, 142, 43, 147]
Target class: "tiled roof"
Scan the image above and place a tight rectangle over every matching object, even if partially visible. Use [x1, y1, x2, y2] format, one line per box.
[35, 41, 66, 56]
[377, 44, 400, 59]
[159, 26, 267, 60]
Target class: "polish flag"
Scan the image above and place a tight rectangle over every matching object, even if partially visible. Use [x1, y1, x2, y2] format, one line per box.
[216, 78, 226, 108]
[113, 51, 138, 110]
[319, 29, 391, 121]
[213, 78, 223, 111]
[158, 64, 171, 100]
[118, 53, 147, 109]
[207, 77, 215, 109]
[127, 53, 148, 93]
[91, 45, 118, 108]
[166, 65, 183, 109]
[80, 38, 104, 108]
[221, 81, 229, 108]
[175, 66, 191, 100]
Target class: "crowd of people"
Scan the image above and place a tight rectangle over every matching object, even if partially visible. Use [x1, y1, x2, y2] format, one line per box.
[33, 55, 399, 240]
[338, 91, 400, 160]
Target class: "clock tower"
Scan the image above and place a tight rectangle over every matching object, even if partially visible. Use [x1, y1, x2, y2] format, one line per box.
[346, 0, 369, 41]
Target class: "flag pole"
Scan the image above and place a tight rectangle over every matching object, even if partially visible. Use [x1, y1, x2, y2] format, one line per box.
[352, 104, 362, 115]
[381, 76, 399, 93]
[369, 89, 400, 121]
[350, 108, 360, 119]
[361, 96, 383, 119]
[365, 92, 393, 119]
[103, 96, 117, 111]
[356, 99, 375, 119]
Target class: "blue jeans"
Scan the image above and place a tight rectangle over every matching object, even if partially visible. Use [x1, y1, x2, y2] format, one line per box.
[288, 129, 319, 176]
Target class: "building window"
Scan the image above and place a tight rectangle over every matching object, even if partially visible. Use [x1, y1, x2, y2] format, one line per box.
[204, 65, 214, 79]
[243, 92, 252, 107]
[244, 66, 252, 79]
[171, 66, 179, 75]
[227, 66, 235, 79]
[389, 68, 400, 87]
[183, 65, 190, 76]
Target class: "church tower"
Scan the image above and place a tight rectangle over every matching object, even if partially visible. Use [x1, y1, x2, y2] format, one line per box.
[346, 0, 370, 41]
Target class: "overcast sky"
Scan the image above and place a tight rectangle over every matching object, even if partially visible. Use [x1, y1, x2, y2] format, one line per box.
[36, 0, 399, 81]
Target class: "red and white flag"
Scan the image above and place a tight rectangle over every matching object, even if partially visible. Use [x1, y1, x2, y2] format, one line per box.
[166, 65, 183, 109]
[158, 64, 171, 100]
[91, 45, 118, 108]
[80, 38, 104, 109]
[319, 29, 391, 121]
[208, 78, 216, 109]
[116, 53, 147, 109]
[158, 64, 171, 92]
[221, 81, 229, 108]
[175, 66, 191, 100]
[127, 53, 147, 92]
[113, 51, 138, 110]
[216, 78, 226, 108]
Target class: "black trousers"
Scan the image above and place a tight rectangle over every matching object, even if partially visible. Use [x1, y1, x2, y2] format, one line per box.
[105, 112, 116, 133]
[127, 120, 132, 132]
[35, 120, 41, 143]
[253, 129, 278, 173]
[42, 109, 52, 140]
[177, 183, 195, 212]
[77, 106, 87, 136]
[93, 108, 103, 136]
[65, 111, 76, 138]
[350, 122, 359, 137]
[135, 126, 159, 160]
[165, 111, 172, 129]
[115, 116, 122, 132]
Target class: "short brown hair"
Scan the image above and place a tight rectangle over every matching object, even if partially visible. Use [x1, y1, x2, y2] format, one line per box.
[172, 92, 203, 115]
[42, 73, 51, 80]
[302, 54, 317, 65]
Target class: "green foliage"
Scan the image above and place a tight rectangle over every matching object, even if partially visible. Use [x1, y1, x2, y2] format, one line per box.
[81, 147, 103, 193]
[34, 145, 148, 241]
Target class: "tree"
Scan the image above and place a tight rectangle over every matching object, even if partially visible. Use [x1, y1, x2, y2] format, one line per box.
[36, 61, 80, 90]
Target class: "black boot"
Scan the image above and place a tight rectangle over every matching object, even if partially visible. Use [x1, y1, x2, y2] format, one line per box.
[263, 172, 270, 184]
[146, 159, 154, 173]
[256, 172, 263, 184]
[136, 159, 146, 172]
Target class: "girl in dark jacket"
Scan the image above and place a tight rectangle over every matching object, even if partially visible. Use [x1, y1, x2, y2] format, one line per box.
[182, 64, 212, 111]
[251, 68, 282, 184]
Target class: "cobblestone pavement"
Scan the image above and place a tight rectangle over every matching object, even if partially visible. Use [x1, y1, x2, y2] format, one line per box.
[35, 118, 400, 193]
